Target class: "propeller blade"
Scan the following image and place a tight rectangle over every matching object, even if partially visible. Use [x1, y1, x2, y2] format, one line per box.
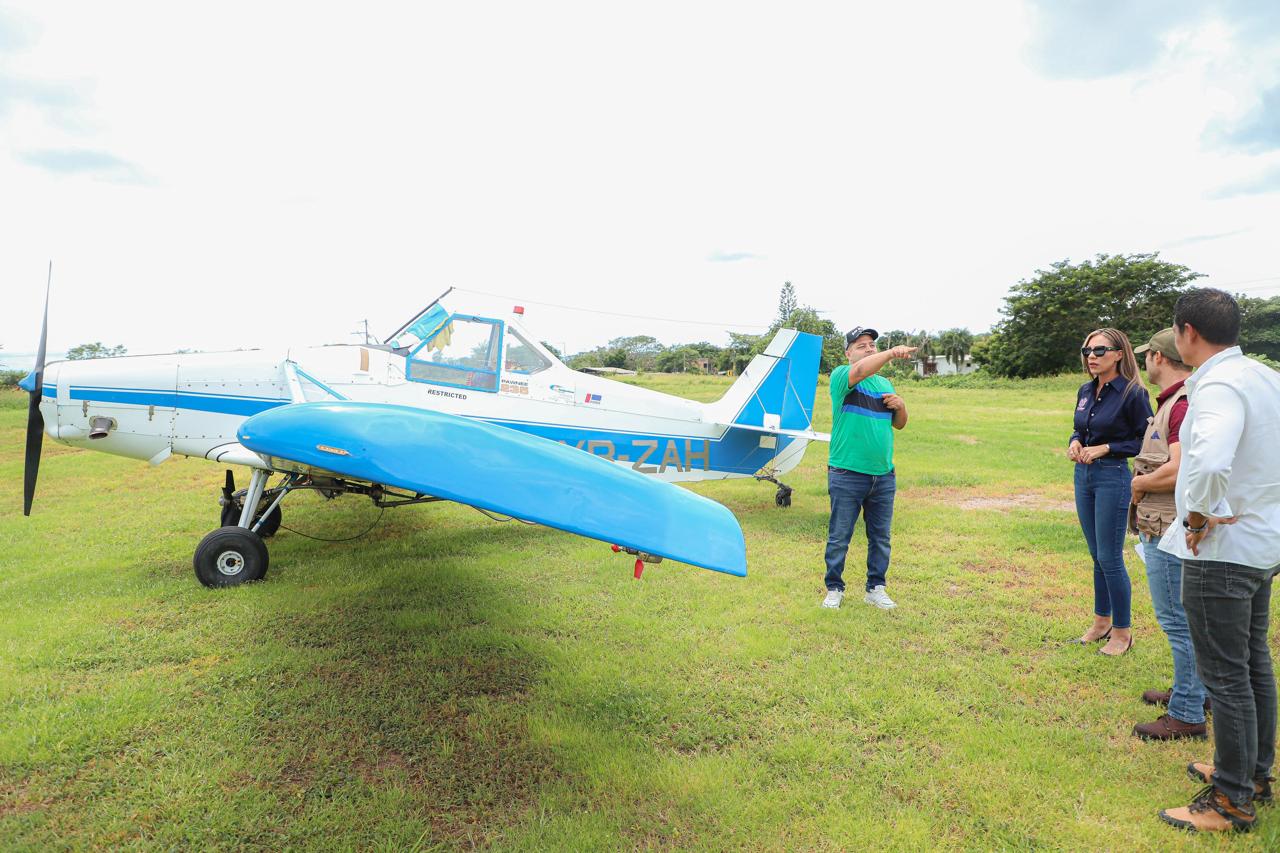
[34, 261, 49, 377]
[23, 262, 51, 516]
[23, 396, 43, 516]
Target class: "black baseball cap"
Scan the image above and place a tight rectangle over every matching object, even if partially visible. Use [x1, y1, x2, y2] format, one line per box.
[845, 326, 879, 346]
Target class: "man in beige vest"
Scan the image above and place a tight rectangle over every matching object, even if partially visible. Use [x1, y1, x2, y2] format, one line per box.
[1130, 328, 1207, 741]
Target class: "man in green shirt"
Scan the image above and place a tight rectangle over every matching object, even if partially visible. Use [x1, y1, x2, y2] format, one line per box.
[823, 327, 917, 610]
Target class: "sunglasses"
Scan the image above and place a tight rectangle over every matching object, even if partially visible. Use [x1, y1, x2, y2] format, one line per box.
[1081, 346, 1121, 357]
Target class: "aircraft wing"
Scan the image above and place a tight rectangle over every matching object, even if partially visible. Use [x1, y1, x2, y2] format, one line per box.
[237, 402, 747, 577]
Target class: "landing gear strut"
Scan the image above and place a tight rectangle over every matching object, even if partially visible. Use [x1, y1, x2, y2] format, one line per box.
[754, 473, 793, 507]
[197, 469, 443, 588]
[219, 470, 283, 537]
[198, 468, 280, 588]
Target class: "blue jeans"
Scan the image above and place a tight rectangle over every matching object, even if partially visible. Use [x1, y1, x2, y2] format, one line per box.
[1073, 459, 1132, 629]
[1142, 533, 1207, 724]
[824, 466, 895, 593]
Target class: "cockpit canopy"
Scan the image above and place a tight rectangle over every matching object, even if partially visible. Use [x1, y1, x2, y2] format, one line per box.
[392, 299, 557, 392]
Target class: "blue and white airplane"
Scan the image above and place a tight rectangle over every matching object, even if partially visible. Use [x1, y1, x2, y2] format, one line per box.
[21, 284, 828, 587]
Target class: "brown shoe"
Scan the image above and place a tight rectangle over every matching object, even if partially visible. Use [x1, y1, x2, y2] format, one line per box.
[1159, 785, 1256, 832]
[1133, 714, 1207, 741]
[1187, 762, 1274, 804]
[1140, 688, 1211, 712]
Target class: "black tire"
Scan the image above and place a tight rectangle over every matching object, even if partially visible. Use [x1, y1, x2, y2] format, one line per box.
[219, 501, 282, 538]
[194, 526, 269, 588]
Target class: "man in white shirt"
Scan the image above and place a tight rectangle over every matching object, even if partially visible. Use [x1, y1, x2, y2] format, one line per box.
[1156, 289, 1280, 834]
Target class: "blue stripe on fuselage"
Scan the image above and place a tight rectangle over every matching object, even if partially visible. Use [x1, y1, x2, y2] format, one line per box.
[64, 386, 288, 417]
[56, 386, 794, 475]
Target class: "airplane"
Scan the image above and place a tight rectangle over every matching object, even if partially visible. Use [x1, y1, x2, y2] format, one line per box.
[20, 278, 829, 588]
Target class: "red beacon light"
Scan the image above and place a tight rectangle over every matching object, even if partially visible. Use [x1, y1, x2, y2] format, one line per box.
[513, 305, 525, 315]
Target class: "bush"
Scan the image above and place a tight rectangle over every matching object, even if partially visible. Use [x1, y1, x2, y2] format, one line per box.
[911, 369, 1082, 391]
[1251, 353, 1280, 373]
[1, 368, 28, 388]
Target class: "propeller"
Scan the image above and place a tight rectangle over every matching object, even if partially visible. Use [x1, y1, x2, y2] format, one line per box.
[23, 263, 51, 516]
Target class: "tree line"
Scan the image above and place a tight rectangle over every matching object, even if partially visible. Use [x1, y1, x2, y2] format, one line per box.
[568, 256, 1279, 378]
[4, 257, 1276, 387]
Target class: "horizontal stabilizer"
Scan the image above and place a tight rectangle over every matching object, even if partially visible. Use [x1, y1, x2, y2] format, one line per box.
[718, 422, 830, 442]
[237, 402, 747, 577]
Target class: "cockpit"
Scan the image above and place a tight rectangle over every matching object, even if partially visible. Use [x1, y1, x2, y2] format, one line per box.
[389, 299, 558, 393]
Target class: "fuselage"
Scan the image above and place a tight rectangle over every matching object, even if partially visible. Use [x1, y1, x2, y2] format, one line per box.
[36, 311, 814, 484]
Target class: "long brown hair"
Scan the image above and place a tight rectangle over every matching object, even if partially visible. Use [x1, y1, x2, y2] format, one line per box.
[1081, 328, 1144, 398]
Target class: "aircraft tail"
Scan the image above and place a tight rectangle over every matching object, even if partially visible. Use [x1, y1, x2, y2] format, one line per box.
[704, 329, 826, 437]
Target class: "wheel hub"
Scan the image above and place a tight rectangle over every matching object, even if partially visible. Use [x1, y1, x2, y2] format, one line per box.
[216, 549, 246, 576]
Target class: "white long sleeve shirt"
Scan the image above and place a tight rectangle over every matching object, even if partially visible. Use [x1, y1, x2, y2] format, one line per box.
[1158, 346, 1280, 568]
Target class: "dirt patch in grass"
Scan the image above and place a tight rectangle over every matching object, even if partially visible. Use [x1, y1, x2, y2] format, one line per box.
[950, 434, 980, 445]
[920, 487, 1076, 514]
[959, 494, 1074, 513]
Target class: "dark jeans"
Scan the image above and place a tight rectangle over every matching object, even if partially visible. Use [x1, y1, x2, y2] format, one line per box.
[824, 466, 895, 593]
[1183, 558, 1280, 807]
[1073, 459, 1132, 629]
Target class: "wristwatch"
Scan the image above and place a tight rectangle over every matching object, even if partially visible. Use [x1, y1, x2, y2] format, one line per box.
[1182, 517, 1208, 533]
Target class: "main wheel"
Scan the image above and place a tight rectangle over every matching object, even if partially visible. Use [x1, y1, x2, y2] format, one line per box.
[194, 526, 269, 588]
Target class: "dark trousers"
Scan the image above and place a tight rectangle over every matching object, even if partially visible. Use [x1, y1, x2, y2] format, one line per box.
[1073, 459, 1132, 629]
[824, 466, 895, 593]
[1182, 558, 1280, 806]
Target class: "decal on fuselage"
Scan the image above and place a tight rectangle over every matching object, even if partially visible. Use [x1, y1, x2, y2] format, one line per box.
[558, 437, 712, 473]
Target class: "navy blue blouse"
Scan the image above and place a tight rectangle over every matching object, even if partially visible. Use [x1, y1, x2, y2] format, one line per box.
[1069, 377, 1153, 459]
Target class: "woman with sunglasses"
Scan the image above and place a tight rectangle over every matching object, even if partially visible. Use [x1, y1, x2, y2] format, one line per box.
[1068, 328, 1153, 656]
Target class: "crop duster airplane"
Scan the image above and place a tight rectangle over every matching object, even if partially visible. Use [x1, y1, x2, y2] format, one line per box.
[21, 280, 828, 587]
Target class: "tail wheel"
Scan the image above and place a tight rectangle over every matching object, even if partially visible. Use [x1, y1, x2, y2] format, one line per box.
[194, 526, 269, 588]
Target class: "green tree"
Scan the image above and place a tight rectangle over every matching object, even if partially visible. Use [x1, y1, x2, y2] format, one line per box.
[1239, 295, 1280, 362]
[607, 335, 664, 371]
[540, 341, 563, 359]
[936, 328, 974, 369]
[984, 253, 1201, 378]
[721, 331, 763, 375]
[775, 281, 798, 329]
[67, 342, 127, 360]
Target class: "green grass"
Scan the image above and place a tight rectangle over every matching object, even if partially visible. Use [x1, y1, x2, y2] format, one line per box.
[2, 377, 1278, 850]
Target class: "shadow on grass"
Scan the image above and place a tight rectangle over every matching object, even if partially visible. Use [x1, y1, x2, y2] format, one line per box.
[233, 533, 564, 845]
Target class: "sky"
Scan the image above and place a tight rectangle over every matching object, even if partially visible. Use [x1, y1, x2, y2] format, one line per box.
[2, 1, 1278, 362]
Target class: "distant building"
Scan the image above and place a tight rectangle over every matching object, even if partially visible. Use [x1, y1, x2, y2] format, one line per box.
[691, 357, 713, 373]
[916, 355, 978, 377]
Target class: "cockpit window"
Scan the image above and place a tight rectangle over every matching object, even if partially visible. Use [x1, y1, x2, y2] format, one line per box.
[408, 315, 501, 392]
[504, 330, 552, 375]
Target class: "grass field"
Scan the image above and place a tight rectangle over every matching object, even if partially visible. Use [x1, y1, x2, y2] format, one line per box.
[3, 374, 1278, 850]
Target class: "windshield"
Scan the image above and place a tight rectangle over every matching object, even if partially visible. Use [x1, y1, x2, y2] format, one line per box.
[408, 315, 501, 391]
[504, 329, 552, 374]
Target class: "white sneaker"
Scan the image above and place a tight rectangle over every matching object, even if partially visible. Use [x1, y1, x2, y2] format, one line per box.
[822, 589, 844, 608]
[864, 586, 897, 609]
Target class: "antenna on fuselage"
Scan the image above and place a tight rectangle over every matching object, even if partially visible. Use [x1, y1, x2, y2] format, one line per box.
[383, 286, 454, 344]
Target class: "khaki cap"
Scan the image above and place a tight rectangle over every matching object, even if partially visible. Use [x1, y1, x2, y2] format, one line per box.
[1134, 327, 1181, 361]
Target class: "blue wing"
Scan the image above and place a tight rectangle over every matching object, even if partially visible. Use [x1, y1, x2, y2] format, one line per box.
[237, 402, 747, 577]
